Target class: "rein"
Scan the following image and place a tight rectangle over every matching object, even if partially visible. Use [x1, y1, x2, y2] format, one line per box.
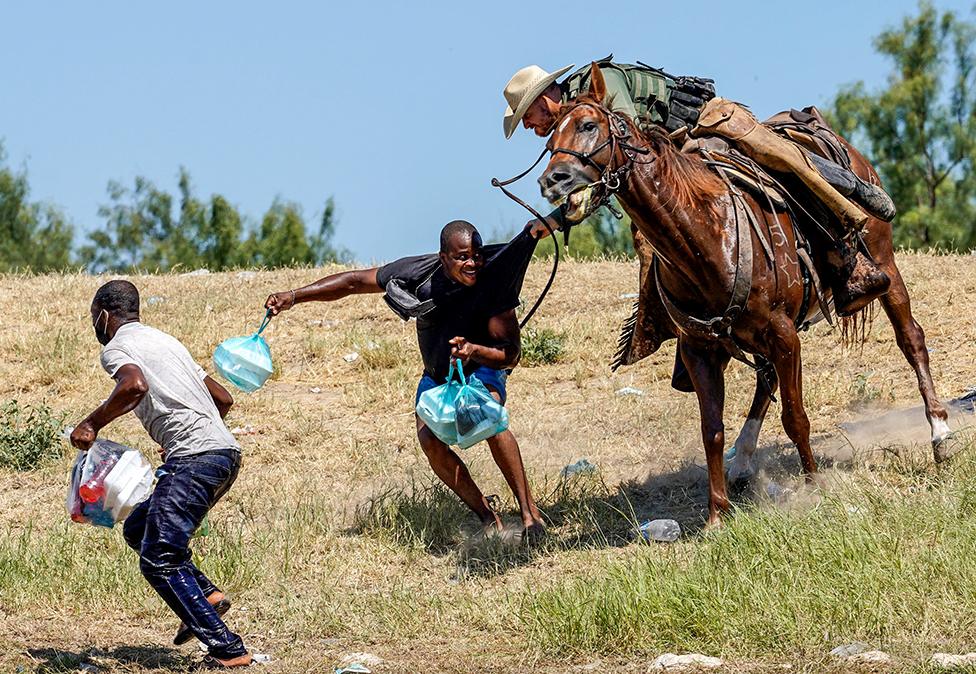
[491, 157, 559, 329]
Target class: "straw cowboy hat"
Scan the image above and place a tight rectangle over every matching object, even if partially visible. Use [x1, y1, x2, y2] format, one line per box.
[502, 63, 574, 139]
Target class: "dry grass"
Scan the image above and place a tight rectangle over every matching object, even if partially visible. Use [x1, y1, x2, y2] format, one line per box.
[0, 253, 975, 673]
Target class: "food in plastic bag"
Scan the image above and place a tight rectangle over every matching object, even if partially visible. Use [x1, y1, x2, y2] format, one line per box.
[65, 435, 154, 528]
[415, 360, 464, 446]
[214, 311, 274, 393]
[453, 367, 509, 449]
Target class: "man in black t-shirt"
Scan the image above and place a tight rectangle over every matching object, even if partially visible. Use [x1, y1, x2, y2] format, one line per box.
[265, 221, 546, 540]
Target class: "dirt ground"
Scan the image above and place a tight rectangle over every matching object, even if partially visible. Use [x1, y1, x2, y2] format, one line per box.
[0, 252, 974, 673]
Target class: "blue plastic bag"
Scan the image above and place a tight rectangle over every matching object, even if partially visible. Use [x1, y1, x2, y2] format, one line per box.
[453, 366, 509, 449]
[214, 311, 274, 393]
[415, 360, 463, 446]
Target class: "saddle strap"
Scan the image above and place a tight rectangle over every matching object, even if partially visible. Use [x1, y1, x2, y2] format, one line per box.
[653, 190, 753, 344]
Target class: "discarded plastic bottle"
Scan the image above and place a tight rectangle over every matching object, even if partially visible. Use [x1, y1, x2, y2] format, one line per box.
[79, 459, 114, 503]
[639, 518, 681, 543]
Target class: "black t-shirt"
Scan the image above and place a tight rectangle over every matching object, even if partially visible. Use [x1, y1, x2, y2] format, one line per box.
[376, 229, 537, 381]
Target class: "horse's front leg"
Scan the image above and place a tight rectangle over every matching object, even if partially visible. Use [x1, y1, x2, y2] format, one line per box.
[768, 313, 818, 477]
[727, 367, 779, 488]
[680, 339, 731, 528]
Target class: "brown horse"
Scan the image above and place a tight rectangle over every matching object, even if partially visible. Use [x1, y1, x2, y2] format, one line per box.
[539, 65, 950, 527]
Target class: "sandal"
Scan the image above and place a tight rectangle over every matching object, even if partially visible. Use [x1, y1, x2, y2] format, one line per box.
[174, 597, 232, 645]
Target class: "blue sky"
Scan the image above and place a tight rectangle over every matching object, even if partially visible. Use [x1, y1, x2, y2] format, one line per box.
[1, 1, 971, 263]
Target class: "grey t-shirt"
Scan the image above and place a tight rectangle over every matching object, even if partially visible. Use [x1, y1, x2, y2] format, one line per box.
[100, 322, 240, 459]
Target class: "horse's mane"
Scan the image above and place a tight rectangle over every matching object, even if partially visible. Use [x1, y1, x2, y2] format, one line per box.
[635, 124, 726, 218]
[555, 98, 726, 218]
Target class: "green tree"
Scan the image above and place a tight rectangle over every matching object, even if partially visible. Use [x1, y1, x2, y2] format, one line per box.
[829, 2, 976, 249]
[0, 145, 74, 272]
[81, 168, 339, 272]
[533, 201, 635, 260]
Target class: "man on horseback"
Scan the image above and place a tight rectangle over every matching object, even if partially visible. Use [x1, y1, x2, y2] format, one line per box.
[502, 58, 897, 340]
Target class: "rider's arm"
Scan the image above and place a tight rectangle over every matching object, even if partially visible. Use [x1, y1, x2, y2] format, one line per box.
[266, 269, 382, 314]
[449, 309, 521, 370]
[600, 68, 639, 120]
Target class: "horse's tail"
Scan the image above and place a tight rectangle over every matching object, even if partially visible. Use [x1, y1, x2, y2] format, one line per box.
[840, 301, 877, 349]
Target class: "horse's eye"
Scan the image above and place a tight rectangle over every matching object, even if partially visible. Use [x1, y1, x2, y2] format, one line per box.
[582, 122, 597, 132]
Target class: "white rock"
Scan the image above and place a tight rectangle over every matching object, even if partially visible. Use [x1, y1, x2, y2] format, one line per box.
[649, 653, 723, 670]
[339, 652, 384, 667]
[236, 271, 257, 281]
[848, 651, 890, 664]
[230, 424, 258, 436]
[309, 387, 322, 394]
[619, 292, 639, 299]
[343, 352, 359, 363]
[829, 642, 871, 658]
[616, 386, 645, 397]
[932, 653, 976, 668]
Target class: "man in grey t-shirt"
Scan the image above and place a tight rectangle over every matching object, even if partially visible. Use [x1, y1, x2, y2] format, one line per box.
[70, 280, 259, 668]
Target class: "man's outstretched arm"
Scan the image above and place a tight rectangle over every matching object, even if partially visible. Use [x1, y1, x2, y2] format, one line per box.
[265, 268, 382, 314]
[70, 364, 149, 450]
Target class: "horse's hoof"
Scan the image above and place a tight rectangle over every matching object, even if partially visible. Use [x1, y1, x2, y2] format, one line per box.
[933, 432, 960, 464]
[725, 450, 756, 488]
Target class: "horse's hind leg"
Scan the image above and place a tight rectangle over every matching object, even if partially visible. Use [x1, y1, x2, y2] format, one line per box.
[876, 262, 951, 459]
[727, 368, 779, 487]
[768, 314, 818, 477]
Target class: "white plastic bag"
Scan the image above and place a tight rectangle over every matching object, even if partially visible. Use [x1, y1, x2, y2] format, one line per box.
[65, 435, 153, 528]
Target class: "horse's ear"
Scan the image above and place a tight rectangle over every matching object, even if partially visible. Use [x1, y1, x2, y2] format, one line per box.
[588, 62, 607, 102]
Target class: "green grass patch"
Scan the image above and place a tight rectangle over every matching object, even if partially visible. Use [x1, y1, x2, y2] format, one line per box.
[353, 479, 469, 553]
[521, 328, 567, 367]
[519, 440, 976, 661]
[0, 400, 66, 470]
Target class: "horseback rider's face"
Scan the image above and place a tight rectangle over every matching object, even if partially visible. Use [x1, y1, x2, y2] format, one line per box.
[440, 233, 484, 287]
[522, 85, 562, 136]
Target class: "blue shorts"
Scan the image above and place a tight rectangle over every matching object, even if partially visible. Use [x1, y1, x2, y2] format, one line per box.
[415, 365, 508, 406]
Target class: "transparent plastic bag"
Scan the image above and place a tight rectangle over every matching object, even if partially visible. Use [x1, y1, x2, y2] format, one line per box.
[453, 367, 509, 449]
[214, 311, 274, 393]
[415, 360, 464, 446]
[65, 435, 153, 528]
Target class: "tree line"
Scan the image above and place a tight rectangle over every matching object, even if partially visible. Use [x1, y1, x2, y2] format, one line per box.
[2, 1, 974, 273]
[0, 154, 345, 274]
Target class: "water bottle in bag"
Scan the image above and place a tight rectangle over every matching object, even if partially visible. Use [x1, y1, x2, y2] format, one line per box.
[453, 366, 509, 450]
[415, 360, 464, 446]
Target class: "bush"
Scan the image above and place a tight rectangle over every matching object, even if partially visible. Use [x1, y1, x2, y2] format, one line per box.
[0, 401, 66, 470]
[521, 328, 567, 367]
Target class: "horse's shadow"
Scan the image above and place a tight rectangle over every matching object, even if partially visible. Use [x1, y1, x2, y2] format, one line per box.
[26, 645, 186, 673]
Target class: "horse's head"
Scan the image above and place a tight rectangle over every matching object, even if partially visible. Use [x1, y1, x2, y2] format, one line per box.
[538, 64, 630, 223]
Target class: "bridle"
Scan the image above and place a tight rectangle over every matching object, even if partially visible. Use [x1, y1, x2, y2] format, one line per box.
[490, 101, 650, 327]
[545, 102, 652, 211]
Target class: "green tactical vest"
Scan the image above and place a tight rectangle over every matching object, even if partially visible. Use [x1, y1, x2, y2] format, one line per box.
[563, 56, 715, 133]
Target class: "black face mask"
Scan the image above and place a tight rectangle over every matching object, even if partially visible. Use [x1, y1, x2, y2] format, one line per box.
[93, 309, 111, 346]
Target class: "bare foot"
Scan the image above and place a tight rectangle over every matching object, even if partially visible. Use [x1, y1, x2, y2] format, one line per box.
[199, 652, 269, 669]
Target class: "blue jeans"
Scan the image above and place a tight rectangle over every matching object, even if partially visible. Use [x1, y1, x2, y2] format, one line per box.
[123, 448, 245, 659]
[415, 365, 509, 406]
